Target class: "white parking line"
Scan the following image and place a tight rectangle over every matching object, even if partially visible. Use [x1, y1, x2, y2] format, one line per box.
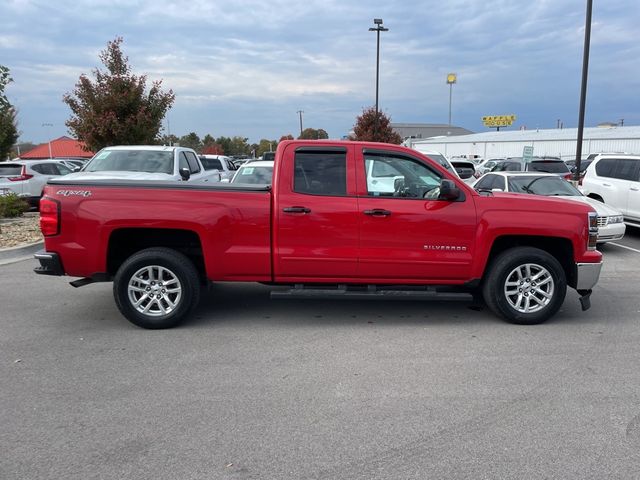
[609, 242, 640, 254]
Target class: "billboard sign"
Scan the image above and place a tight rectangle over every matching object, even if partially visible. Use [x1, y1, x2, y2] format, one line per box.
[482, 114, 516, 127]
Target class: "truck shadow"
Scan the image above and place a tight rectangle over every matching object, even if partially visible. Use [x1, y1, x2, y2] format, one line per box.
[187, 282, 594, 329]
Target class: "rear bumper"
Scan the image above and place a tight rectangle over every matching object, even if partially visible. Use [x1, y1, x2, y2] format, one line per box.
[576, 262, 602, 290]
[33, 250, 64, 276]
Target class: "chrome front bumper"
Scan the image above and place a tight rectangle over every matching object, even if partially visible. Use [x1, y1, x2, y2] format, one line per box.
[576, 262, 603, 290]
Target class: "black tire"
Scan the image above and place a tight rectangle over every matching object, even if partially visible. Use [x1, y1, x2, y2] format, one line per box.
[482, 247, 566, 325]
[113, 247, 201, 329]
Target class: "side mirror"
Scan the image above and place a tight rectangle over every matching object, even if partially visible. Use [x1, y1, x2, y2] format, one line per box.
[393, 177, 405, 191]
[179, 167, 191, 181]
[438, 179, 461, 201]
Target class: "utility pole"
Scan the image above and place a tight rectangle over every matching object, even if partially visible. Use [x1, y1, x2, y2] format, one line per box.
[297, 110, 304, 138]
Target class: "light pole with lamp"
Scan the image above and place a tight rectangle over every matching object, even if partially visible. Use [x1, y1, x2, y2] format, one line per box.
[42, 123, 53, 158]
[369, 18, 388, 141]
[446, 73, 457, 125]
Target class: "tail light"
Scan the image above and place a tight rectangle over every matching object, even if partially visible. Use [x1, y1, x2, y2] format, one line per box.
[8, 166, 33, 182]
[563, 173, 573, 180]
[587, 211, 598, 250]
[39, 197, 60, 236]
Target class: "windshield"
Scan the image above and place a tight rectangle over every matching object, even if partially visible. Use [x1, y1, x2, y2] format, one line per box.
[528, 161, 570, 174]
[508, 176, 582, 196]
[85, 150, 174, 174]
[231, 166, 273, 184]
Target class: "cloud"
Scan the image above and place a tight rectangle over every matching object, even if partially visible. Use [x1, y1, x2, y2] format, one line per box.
[1, 0, 638, 143]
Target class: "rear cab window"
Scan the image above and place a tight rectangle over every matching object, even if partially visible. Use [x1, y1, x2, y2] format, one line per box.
[293, 150, 347, 196]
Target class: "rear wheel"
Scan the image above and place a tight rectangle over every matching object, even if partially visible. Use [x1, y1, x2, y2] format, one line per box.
[113, 247, 200, 329]
[482, 247, 566, 325]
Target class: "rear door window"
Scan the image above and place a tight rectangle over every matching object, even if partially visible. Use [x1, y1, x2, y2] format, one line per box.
[612, 159, 640, 181]
[595, 159, 616, 178]
[293, 151, 347, 196]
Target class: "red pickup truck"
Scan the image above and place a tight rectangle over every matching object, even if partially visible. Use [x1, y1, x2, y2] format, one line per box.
[34, 140, 602, 329]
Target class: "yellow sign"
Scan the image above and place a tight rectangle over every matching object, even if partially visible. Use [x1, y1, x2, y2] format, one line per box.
[446, 73, 457, 84]
[482, 114, 516, 127]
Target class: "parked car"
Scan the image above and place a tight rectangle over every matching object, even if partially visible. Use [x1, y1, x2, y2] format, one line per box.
[199, 154, 237, 181]
[475, 158, 505, 176]
[55, 158, 87, 171]
[0, 159, 73, 208]
[581, 154, 640, 228]
[62, 146, 221, 183]
[473, 171, 625, 243]
[449, 159, 476, 185]
[417, 150, 475, 183]
[229, 160, 274, 184]
[490, 156, 572, 179]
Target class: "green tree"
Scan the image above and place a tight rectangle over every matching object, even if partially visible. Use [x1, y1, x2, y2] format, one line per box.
[0, 65, 19, 160]
[157, 134, 179, 146]
[256, 139, 277, 157]
[227, 136, 250, 156]
[215, 136, 232, 155]
[63, 37, 175, 152]
[179, 132, 202, 151]
[352, 106, 402, 144]
[10, 141, 36, 159]
[298, 128, 328, 140]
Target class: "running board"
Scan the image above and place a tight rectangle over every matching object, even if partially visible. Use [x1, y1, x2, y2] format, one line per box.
[270, 284, 473, 301]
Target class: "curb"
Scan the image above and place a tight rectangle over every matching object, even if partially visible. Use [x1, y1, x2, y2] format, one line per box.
[0, 241, 44, 266]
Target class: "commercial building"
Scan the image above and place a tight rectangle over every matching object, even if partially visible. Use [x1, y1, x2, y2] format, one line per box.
[406, 125, 640, 160]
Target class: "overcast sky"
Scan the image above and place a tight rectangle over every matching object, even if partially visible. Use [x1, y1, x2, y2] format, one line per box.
[1, 0, 639, 145]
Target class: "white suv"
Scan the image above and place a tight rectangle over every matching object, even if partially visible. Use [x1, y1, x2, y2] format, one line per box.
[0, 160, 73, 208]
[581, 154, 640, 228]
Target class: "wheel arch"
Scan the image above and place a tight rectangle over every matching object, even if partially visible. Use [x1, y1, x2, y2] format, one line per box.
[107, 228, 205, 281]
[483, 235, 576, 289]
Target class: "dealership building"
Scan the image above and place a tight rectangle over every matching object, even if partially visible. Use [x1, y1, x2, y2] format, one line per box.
[405, 125, 640, 160]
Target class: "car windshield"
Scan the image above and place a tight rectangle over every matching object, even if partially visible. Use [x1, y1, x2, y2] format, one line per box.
[84, 150, 174, 174]
[0, 164, 22, 176]
[231, 166, 273, 184]
[508, 176, 582, 196]
[528, 161, 570, 174]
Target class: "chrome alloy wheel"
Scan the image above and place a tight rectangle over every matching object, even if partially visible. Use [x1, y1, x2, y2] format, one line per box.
[127, 265, 183, 317]
[503, 263, 555, 314]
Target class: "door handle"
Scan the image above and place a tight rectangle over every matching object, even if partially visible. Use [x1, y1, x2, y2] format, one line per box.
[363, 209, 392, 217]
[602, 183, 611, 187]
[631, 187, 639, 191]
[283, 206, 311, 214]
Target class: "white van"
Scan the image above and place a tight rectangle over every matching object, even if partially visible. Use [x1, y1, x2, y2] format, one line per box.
[581, 154, 640, 228]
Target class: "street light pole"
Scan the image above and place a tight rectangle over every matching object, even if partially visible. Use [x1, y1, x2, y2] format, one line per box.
[574, 0, 593, 182]
[369, 18, 388, 142]
[297, 110, 304, 138]
[42, 123, 53, 158]
[446, 73, 457, 126]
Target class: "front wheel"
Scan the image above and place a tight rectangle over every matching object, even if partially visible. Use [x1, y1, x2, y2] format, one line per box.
[482, 247, 567, 325]
[113, 247, 201, 329]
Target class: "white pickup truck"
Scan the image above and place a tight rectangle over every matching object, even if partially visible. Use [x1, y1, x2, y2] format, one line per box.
[199, 154, 237, 181]
[62, 145, 221, 183]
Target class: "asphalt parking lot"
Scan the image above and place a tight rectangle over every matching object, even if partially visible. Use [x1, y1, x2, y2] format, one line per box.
[1, 227, 639, 480]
